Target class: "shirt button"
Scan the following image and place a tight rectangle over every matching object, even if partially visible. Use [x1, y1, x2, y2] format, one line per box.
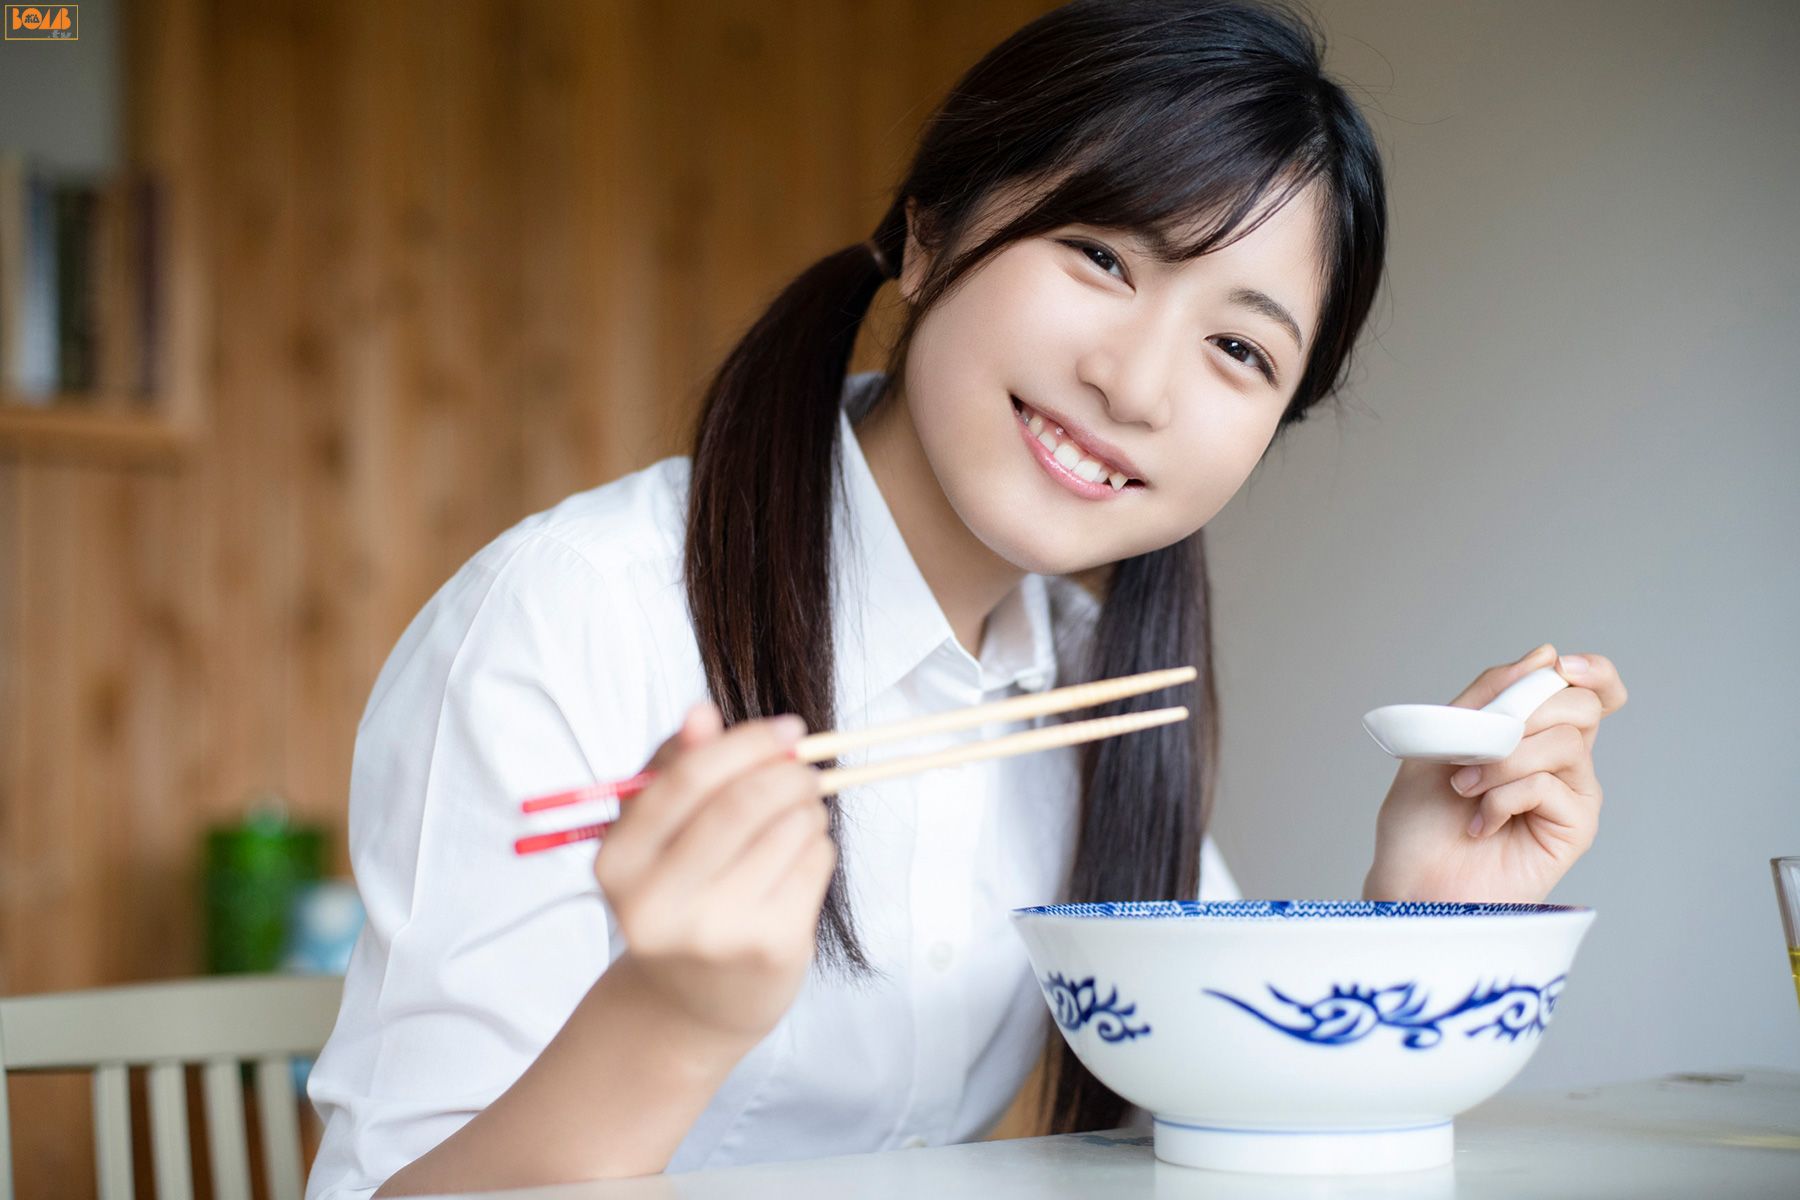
[901, 1135, 928, 1149]
[926, 941, 954, 971]
[1017, 668, 1049, 691]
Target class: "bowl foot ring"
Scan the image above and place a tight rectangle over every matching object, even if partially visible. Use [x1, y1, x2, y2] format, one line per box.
[1152, 1115, 1453, 1174]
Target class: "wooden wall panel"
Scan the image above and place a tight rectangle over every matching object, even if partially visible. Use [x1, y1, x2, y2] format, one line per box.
[0, 1, 1062, 1192]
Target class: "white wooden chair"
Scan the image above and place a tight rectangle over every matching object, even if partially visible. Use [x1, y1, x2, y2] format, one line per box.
[0, 974, 344, 1200]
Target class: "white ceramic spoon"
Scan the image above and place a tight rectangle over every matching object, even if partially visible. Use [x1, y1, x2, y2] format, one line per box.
[1361, 666, 1570, 765]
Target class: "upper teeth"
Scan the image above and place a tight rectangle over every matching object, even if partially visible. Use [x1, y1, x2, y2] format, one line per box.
[1016, 402, 1132, 490]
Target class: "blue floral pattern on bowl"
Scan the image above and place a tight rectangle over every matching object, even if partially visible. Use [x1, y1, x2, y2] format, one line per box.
[1204, 976, 1566, 1049]
[1042, 972, 1152, 1042]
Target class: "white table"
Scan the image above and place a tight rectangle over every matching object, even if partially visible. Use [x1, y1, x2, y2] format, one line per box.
[441, 1069, 1800, 1199]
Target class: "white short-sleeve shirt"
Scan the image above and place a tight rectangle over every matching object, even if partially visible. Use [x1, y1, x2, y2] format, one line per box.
[303, 372, 1238, 1198]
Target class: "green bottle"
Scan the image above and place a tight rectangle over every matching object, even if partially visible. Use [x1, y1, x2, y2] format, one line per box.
[203, 792, 325, 974]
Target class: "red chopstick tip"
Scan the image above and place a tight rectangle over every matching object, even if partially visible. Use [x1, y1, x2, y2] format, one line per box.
[519, 771, 653, 814]
[513, 822, 609, 856]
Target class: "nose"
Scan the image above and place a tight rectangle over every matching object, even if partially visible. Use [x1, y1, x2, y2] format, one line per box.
[1074, 309, 1179, 430]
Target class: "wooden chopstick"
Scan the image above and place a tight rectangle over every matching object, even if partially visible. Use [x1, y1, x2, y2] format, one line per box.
[518, 664, 1197, 815]
[810, 704, 1188, 794]
[513, 703, 1189, 855]
[795, 664, 1197, 761]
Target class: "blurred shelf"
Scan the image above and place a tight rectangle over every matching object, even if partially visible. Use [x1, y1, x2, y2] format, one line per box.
[0, 0, 210, 473]
[0, 393, 198, 465]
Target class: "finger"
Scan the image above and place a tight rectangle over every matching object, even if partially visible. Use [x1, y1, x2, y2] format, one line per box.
[1449, 643, 1559, 709]
[610, 711, 809, 857]
[595, 701, 726, 894]
[710, 797, 833, 905]
[639, 700, 725, 775]
[629, 760, 821, 908]
[1521, 687, 1604, 753]
[1553, 652, 1628, 717]
[1468, 771, 1599, 851]
[1450, 722, 1600, 803]
[670, 699, 724, 756]
[761, 834, 838, 934]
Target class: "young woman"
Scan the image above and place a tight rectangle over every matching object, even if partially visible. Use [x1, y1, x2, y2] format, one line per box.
[304, 2, 1627, 1196]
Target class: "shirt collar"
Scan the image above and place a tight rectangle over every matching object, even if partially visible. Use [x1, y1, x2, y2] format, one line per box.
[831, 372, 1061, 724]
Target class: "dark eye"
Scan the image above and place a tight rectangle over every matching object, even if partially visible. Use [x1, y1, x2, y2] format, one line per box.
[1211, 335, 1278, 384]
[1061, 239, 1125, 281]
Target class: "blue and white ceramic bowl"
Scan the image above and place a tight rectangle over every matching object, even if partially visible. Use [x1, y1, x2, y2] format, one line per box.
[1010, 899, 1596, 1175]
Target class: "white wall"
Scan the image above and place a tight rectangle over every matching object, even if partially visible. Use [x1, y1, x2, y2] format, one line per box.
[1207, 0, 1800, 1088]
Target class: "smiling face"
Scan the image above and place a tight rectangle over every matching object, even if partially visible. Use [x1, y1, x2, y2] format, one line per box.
[889, 178, 1330, 578]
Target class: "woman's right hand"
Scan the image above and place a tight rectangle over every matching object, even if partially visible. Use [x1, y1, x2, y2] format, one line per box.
[592, 700, 836, 1046]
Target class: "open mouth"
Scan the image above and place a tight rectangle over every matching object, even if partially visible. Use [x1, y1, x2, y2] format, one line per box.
[1012, 395, 1146, 490]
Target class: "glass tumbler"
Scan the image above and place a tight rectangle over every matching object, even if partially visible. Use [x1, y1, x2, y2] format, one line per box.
[1774, 857, 1800, 1013]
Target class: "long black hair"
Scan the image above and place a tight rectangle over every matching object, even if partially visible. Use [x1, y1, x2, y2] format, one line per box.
[682, 0, 1387, 1136]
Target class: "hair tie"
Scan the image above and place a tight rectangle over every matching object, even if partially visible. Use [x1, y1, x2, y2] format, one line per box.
[863, 238, 893, 279]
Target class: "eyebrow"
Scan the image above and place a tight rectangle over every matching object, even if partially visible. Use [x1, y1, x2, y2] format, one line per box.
[1125, 229, 1308, 355]
[1227, 287, 1306, 356]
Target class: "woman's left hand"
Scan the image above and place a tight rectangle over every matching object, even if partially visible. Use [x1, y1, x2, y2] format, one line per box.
[1363, 643, 1628, 903]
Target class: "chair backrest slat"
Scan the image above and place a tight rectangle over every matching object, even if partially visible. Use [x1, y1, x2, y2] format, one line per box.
[255, 1057, 304, 1200]
[201, 1058, 253, 1200]
[0, 1026, 13, 1200]
[92, 1063, 134, 1200]
[147, 1061, 196, 1200]
[255, 1056, 304, 1200]
[1, 975, 343, 1200]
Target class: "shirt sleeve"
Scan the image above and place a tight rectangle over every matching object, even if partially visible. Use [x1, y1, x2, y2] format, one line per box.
[304, 533, 659, 1200]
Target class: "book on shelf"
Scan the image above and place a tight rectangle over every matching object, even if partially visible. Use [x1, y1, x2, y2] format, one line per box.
[0, 151, 164, 408]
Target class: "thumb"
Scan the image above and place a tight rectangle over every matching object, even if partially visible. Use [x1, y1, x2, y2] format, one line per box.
[1448, 642, 1558, 709]
[647, 699, 723, 769]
